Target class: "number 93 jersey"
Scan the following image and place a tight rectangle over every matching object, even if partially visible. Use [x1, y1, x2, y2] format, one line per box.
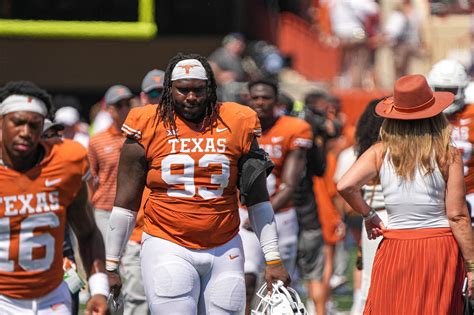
[0, 139, 89, 299]
[122, 102, 261, 249]
[450, 104, 474, 194]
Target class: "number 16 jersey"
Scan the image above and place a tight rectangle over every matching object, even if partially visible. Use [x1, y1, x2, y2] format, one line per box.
[0, 140, 89, 299]
[122, 102, 261, 249]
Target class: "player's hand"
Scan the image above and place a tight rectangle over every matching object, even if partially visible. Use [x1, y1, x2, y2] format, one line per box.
[85, 294, 108, 315]
[364, 214, 385, 240]
[335, 221, 346, 239]
[106, 270, 122, 298]
[264, 262, 291, 293]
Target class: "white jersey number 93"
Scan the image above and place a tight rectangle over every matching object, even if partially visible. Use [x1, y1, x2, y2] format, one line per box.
[162, 153, 230, 200]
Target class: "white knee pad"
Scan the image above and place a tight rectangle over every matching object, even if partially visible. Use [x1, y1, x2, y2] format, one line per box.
[209, 272, 246, 313]
[145, 260, 200, 315]
[152, 261, 196, 299]
[144, 260, 200, 315]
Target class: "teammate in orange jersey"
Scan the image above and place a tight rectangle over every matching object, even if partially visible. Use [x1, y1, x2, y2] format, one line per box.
[0, 81, 108, 315]
[104, 54, 290, 314]
[240, 78, 313, 314]
[428, 59, 474, 229]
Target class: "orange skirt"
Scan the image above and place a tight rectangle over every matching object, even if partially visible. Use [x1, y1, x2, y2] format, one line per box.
[364, 228, 465, 315]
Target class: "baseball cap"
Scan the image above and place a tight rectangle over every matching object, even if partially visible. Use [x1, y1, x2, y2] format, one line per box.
[141, 69, 165, 93]
[104, 85, 133, 105]
[43, 119, 64, 133]
[55, 106, 80, 126]
[222, 32, 245, 46]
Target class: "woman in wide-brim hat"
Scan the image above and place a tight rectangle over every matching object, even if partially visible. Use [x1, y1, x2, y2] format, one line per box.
[337, 74, 474, 314]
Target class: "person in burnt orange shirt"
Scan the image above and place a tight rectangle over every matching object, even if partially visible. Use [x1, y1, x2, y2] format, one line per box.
[104, 54, 290, 314]
[239, 78, 312, 314]
[0, 81, 108, 315]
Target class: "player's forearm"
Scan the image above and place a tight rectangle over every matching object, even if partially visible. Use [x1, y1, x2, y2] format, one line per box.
[76, 226, 110, 297]
[105, 207, 137, 271]
[270, 185, 295, 212]
[272, 149, 305, 211]
[248, 201, 281, 263]
[78, 226, 106, 277]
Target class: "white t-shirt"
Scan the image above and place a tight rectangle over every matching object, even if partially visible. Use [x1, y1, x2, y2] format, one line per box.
[334, 146, 357, 183]
[328, 0, 379, 39]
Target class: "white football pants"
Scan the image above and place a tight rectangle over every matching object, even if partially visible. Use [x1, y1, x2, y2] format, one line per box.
[140, 233, 245, 315]
[0, 282, 71, 315]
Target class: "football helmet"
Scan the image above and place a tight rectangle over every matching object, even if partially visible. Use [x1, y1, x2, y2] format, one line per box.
[427, 59, 469, 114]
[252, 281, 308, 315]
[464, 81, 474, 105]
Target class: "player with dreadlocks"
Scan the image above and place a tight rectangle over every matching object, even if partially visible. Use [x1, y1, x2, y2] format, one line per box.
[105, 53, 290, 314]
[158, 53, 218, 134]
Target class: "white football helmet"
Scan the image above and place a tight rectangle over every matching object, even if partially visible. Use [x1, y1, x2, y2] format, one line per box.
[427, 59, 469, 114]
[252, 281, 308, 315]
[464, 81, 474, 105]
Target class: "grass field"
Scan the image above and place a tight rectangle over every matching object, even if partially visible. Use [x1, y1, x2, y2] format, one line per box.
[332, 247, 357, 313]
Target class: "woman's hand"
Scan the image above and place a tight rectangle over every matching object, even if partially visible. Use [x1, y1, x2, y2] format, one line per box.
[364, 214, 385, 240]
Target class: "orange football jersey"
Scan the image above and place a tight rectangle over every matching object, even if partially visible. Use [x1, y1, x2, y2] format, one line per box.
[122, 102, 261, 249]
[450, 104, 474, 194]
[258, 115, 313, 208]
[0, 139, 89, 299]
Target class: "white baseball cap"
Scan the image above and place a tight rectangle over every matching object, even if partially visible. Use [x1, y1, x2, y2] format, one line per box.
[55, 106, 80, 126]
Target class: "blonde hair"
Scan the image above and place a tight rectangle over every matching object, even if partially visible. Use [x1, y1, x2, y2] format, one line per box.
[380, 113, 455, 180]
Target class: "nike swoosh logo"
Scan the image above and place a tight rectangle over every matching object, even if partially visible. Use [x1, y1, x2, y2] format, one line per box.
[216, 127, 228, 133]
[459, 118, 472, 125]
[272, 136, 284, 143]
[45, 178, 62, 187]
[229, 254, 239, 260]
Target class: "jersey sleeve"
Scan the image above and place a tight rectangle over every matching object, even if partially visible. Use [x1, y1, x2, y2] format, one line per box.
[288, 119, 313, 151]
[121, 105, 157, 151]
[242, 108, 262, 154]
[58, 140, 91, 200]
[80, 153, 91, 181]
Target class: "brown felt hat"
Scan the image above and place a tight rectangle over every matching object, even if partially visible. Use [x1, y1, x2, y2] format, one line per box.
[375, 74, 454, 120]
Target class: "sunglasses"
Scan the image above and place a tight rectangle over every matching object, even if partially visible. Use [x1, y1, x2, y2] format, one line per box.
[147, 89, 163, 99]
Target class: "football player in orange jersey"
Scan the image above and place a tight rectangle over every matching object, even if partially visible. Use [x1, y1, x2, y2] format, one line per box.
[240, 79, 313, 314]
[0, 81, 108, 315]
[428, 59, 474, 229]
[105, 54, 290, 314]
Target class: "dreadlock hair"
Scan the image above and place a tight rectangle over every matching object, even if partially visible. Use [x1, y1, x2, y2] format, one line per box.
[0, 81, 54, 119]
[157, 53, 218, 135]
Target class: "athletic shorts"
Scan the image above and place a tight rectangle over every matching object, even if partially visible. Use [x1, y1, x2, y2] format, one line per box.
[296, 229, 325, 281]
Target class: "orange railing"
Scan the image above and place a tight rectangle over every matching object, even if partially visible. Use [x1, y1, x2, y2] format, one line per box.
[277, 12, 340, 82]
[333, 89, 389, 126]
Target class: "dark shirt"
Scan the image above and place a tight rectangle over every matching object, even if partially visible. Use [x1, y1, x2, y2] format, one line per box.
[292, 109, 329, 231]
[208, 47, 246, 82]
